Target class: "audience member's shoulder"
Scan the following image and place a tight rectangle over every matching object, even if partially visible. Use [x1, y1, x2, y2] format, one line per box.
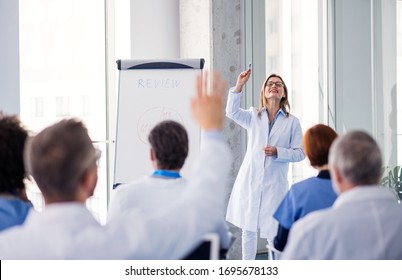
[293, 206, 332, 230]
[290, 177, 319, 192]
[0, 217, 29, 239]
[114, 176, 149, 191]
[179, 177, 188, 184]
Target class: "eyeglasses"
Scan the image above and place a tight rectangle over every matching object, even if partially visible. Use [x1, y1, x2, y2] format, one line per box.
[266, 81, 284, 88]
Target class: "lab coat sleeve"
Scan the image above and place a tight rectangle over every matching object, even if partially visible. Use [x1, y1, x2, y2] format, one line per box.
[225, 88, 252, 129]
[275, 117, 305, 162]
[281, 220, 313, 260]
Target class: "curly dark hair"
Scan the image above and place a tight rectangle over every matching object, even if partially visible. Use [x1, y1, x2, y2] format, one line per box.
[0, 112, 29, 194]
[148, 120, 188, 170]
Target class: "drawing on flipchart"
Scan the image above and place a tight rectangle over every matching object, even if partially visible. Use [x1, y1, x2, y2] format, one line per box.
[137, 107, 184, 144]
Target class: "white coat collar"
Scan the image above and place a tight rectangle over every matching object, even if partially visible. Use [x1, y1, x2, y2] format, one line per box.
[262, 108, 286, 137]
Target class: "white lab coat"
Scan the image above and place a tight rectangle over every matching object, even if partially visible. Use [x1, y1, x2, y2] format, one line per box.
[0, 133, 232, 259]
[108, 176, 189, 219]
[108, 176, 232, 248]
[282, 187, 402, 259]
[225, 89, 304, 240]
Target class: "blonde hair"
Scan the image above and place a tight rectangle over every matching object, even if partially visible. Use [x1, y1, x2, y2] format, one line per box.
[257, 74, 290, 118]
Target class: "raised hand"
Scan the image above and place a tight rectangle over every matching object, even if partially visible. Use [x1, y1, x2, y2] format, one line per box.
[234, 69, 251, 93]
[191, 71, 227, 130]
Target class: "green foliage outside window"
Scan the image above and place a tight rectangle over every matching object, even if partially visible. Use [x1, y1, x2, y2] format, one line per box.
[381, 166, 402, 202]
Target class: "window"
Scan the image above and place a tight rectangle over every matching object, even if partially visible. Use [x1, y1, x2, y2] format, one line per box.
[265, 0, 322, 181]
[82, 95, 96, 116]
[267, 55, 278, 72]
[55, 96, 70, 116]
[30, 97, 44, 117]
[19, 0, 108, 223]
[397, 0, 402, 164]
[267, 19, 278, 34]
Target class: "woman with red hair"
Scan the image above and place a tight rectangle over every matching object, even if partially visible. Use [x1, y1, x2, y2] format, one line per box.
[272, 124, 338, 253]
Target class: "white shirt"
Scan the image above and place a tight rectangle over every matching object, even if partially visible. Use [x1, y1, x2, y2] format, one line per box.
[108, 175, 232, 248]
[0, 133, 232, 259]
[109, 176, 188, 219]
[282, 187, 402, 259]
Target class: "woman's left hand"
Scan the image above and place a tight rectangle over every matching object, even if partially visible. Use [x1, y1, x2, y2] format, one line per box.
[263, 146, 277, 156]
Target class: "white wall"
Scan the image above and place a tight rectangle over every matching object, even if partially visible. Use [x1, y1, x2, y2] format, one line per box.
[0, 0, 20, 115]
[130, 0, 180, 59]
[179, 0, 211, 70]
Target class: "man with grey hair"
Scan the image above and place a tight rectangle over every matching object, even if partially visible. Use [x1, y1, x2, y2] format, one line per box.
[0, 72, 231, 259]
[282, 130, 402, 259]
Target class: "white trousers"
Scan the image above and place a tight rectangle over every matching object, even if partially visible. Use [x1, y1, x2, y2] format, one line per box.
[242, 230, 258, 260]
[242, 230, 276, 260]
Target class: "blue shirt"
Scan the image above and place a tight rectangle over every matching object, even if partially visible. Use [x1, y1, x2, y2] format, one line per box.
[273, 170, 337, 229]
[152, 170, 181, 179]
[0, 197, 32, 231]
[268, 108, 285, 134]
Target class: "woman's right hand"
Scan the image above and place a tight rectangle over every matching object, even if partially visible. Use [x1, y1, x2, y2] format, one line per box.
[233, 69, 251, 93]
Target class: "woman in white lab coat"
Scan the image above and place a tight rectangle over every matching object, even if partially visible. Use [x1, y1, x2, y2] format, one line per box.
[225, 70, 305, 260]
